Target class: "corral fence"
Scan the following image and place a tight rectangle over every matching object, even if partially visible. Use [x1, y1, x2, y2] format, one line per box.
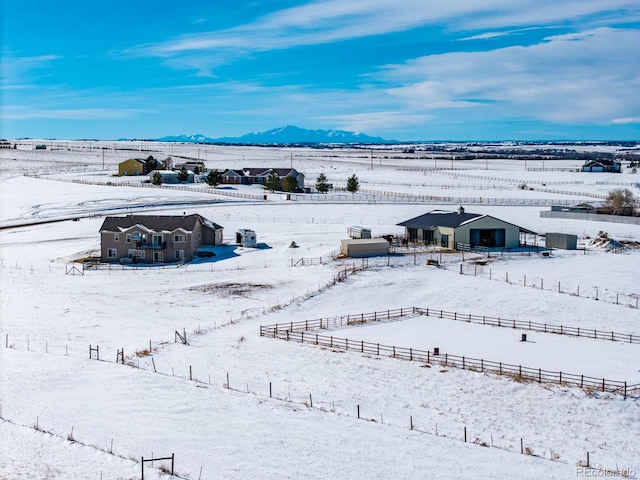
[259, 307, 639, 345]
[259, 307, 640, 397]
[291, 250, 341, 266]
[412, 307, 640, 344]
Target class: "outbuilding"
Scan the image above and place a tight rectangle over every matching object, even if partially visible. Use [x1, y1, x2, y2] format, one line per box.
[347, 226, 371, 239]
[236, 229, 257, 247]
[545, 232, 578, 250]
[340, 238, 390, 258]
[397, 207, 536, 250]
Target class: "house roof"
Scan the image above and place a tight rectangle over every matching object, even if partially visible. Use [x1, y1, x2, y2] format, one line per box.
[223, 169, 246, 177]
[397, 209, 536, 234]
[100, 214, 223, 233]
[242, 168, 300, 177]
[583, 159, 620, 167]
[119, 158, 145, 165]
[397, 210, 483, 229]
[575, 201, 607, 209]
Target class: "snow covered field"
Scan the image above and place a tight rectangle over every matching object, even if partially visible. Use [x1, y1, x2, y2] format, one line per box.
[1, 143, 639, 479]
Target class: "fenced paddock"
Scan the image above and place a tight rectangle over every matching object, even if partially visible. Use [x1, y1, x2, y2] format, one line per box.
[259, 307, 639, 344]
[259, 307, 640, 397]
[260, 326, 639, 397]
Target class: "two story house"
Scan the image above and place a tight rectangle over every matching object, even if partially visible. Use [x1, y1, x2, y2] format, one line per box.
[99, 214, 223, 264]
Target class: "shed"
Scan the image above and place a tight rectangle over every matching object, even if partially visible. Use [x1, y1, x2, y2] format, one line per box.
[236, 229, 257, 247]
[545, 232, 577, 250]
[347, 226, 371, 239]
[340, 238, 389, 258]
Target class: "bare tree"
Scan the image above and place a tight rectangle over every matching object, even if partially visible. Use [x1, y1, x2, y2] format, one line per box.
[605, 188, 637, 216]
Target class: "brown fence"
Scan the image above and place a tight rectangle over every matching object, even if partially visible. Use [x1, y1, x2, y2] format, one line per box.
[259, 326, 639, 397]
[259, 306, 640, 344]
[259, 307, 640, 397]
[413, 307, 640, 344]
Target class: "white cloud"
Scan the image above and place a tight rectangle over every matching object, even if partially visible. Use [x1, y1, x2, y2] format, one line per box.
[318, 112, 435, 133]
[610, 117, 640, 125]
[2, 106, 153, 121]
[134, 0, 639, 59]
[381, 27, 640, 125]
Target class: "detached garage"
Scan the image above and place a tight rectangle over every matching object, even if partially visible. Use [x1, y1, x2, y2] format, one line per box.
[340, 238, 390, 258]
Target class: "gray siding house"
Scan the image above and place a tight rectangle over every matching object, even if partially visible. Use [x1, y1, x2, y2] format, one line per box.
[99, 214, 223, 264]
[397, 207, 536, 250]
[582, 159, 621, 173]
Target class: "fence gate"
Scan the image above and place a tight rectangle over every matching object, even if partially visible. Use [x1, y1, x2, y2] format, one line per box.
[141, 453, 174, 479]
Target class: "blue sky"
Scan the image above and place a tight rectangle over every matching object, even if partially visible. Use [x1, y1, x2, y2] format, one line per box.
[2, 1, 639, 141]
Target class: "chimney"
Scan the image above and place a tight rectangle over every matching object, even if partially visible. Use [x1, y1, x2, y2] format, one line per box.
[458, 206, 465, 214]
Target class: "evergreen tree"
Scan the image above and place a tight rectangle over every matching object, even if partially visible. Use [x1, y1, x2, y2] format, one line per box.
[282, 175, 298, 192]
[177, 166, 189, 183]
[316, 173, 330, 193]
[151, 171, 163, 185]
[206, 169, 222, 187]
[346, 174, 359, 194]
[144, 155, 156, 174]
[264, 170, 282, 192]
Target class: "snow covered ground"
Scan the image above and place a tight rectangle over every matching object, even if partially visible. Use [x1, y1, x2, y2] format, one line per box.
[1, 143, 639, 479]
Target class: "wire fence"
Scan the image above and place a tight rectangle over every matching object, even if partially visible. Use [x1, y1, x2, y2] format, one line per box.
[459, 263, 640, 309]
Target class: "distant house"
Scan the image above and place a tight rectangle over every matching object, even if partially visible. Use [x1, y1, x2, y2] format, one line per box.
[397, 207, 536, 250]
[35, 144, 47, 150]
[582, 159, 621, 173]
[551, 201, 610, 214]
[119, 159, 146, 176]
[99, 214, 223, 264]
[149, 169, 195, 184]
[220, 168, 305, 188]
[250, 168, 305, 188]
[221, 169, 247, 184]
[175, 161, 206, 173]
[119, 157, 162, 176]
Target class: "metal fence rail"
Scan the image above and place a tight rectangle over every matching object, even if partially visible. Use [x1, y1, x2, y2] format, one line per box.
[259, 306, 640, 345]
[413, 308, 640, 344]
[259, 326, 640, 397]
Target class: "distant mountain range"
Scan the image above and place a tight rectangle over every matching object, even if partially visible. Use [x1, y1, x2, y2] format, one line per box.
[157, 125, 397, 145]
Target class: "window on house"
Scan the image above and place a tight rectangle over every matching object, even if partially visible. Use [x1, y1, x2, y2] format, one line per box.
[114, 234, 119, 242]
[126, 234, 131, 243]
[108, 248, 117, 258]
[175, 250, 184, 260]
[174, 234, 185, 243]
[137, 250, 145, 259]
